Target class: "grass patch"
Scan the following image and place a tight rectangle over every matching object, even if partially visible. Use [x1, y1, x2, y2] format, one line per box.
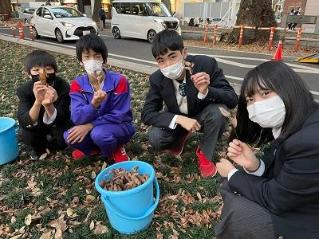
[0, 39, 226, 238]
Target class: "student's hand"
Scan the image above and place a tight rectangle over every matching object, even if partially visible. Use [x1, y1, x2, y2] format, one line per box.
[67, 123, 93, 144]
[227, 139, 259, 171]
[42, 86, 58, 107]
[176, 115, 201, 132]
[91, 89, 107, 108]
[191, 72, 210, 95]
[33, 81, 47, 105]
[216, 158, 236, 178]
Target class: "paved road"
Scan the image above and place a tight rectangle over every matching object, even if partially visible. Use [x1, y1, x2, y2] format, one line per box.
[1, 27, 319, 97]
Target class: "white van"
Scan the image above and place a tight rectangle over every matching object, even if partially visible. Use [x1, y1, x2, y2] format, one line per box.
[111, 0, 181, 43]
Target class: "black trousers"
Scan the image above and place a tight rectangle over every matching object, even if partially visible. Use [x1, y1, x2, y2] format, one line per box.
[215, 180, 275, 239]
[148, 104, 226, 161]
[19, 126, 67, 154]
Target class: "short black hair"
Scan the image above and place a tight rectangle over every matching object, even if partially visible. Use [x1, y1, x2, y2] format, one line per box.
[233, 61, 318, 145]
[151, 29, 184, 58]
[76, 33, 108, 63]
[24, 50, 57, 74]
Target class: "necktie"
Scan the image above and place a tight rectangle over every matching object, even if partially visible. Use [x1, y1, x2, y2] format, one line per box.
[178, 82, 186, 97]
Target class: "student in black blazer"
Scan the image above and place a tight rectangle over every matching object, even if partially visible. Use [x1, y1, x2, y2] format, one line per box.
[17, 50, 71, 160]
[215, 61, 319, 239]
[141, 30, 238, 177]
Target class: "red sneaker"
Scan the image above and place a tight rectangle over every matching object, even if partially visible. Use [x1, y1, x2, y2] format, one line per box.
[71, 149, 86, 160]
[196, 147, 217, 178]
[167, 132, 191, 157]
[71, 149, 100, 160]
[113, 146, 129, 163]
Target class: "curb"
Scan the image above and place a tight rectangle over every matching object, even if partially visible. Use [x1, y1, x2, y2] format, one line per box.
[0, 34, 157, 75]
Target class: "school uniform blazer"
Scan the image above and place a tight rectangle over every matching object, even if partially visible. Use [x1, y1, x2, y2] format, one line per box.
[16, 77, 71, 131]
[141, 55, 238, 128]
[229, 108, 319, 239]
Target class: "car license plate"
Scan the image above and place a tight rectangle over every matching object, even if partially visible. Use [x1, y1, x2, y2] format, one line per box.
[83, 30, 90, 35]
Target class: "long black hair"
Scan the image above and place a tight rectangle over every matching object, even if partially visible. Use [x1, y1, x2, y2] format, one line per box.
[233, 61, 318, 145]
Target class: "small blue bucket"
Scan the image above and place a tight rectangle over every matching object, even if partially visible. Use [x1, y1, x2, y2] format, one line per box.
[95, 161, 160, 234]
[0, 117, 18, 165]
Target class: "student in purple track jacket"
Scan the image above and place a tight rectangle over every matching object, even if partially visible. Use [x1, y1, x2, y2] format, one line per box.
[64, 34, 135, 162]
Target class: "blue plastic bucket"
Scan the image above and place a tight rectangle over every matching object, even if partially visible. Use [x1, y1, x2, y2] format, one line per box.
[95, 161, 160, 234]
[0, 117, 18, 165]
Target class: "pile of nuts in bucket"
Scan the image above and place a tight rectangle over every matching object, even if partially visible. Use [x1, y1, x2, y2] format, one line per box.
[100, 167, 149, 191]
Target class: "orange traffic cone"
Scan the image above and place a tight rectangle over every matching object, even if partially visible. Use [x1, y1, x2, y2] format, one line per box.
[272, 40, 283, 61]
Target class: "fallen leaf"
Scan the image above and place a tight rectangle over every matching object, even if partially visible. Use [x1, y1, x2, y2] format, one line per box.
[91, 171, 96, 179]
[18, 226, 26, 233]
[101, 162, 107, 170]
[66, 208, 74, 217]
[196, 192, 202, 201]
[11, 216, 16, 224]
[86, 195, 96, 203]
[10, 235, 22, 239]
[93, 224, 108, 235]
[40, 230, 53, 239]
[49, 215, 67, 232]
[55, 228, 62, 239]
[39, 153, 48, 160]
[89, 220, 95, 230]
[24, 214, 32, 226]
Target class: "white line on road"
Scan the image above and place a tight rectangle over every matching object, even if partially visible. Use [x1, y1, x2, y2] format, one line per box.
[225, 75, 243, 81]
[5, 33, 316, 74]
[108, 53, 156, 65]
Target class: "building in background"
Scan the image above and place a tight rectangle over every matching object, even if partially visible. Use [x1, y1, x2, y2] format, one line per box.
[11, 0, 61, 11]
[281, 0, 319, 32]
[178, 0, 241, 27]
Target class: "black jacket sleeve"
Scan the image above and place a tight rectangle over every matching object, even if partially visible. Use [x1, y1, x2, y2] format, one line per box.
[228, 139, 319, 215]
[141, 75, 175, 128]
[16, 84, 35, 129]
[199, 57, 238, 109]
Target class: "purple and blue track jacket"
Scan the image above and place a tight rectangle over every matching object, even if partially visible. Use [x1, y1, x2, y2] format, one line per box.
[69, 70, 133, 127]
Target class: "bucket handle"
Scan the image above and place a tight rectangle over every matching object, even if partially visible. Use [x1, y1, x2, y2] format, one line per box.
[103, 177, 160, 220]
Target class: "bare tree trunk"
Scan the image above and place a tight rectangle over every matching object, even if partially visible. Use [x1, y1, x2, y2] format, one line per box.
[0, 0, 12, 20]
[92, 0, 101, 22]
[227, 0, 277, 44]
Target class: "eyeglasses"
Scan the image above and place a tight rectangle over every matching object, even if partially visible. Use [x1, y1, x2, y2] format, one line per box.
[178, 82, 186, 97]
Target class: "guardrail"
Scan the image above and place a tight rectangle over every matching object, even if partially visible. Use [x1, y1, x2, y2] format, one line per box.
[201, 24, 305, 51]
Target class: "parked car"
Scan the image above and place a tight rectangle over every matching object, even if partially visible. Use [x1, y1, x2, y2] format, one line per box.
[30, 6, 98, 43]
[19, 8, 36, 23]
[111, 0, 181, 43]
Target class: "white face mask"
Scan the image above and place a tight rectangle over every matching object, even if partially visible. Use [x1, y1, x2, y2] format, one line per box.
[83, 59, 103, 75]
[160, 59, 185, 80]
[247, 95, 286, 131]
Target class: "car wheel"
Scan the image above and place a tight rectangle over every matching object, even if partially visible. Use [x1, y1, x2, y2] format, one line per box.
[55, 29, 64, 43]
[112, 26, 121, 39]
[32, 26, 39, 39]
[147, 30, 156, 43]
